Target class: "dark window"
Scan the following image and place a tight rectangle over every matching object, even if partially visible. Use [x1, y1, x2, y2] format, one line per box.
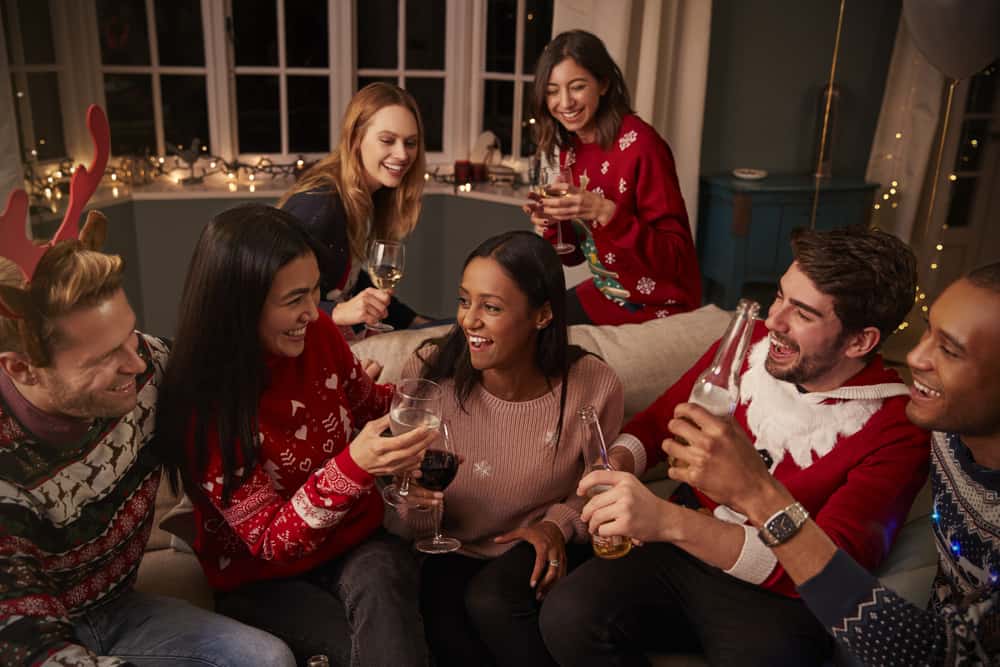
[521, 81, 535, 157]
[357, 0, 398, 69]
[405, 0, 445, 70]
[155, 0, 205, 66]
[405, 77, 444, 152]
[965, 61, 997, 114]
[485, 0, 516, 73]
[954, 118, 989, 172]
[483, 80, 514, 154]
[522, 0, 553, 75]
[358, 76, 399, 90]
[104, 74, 156, 154]
[233, 0, 278, 66]
[162, 75, 210, 153]
[945, 176, 976, 229]
[288, 76, 330, 153]
[236, 75, 281, 153]
[285, 0, 328, 67]
[17, 0, 55, 64]
[97, 0, 151, 66]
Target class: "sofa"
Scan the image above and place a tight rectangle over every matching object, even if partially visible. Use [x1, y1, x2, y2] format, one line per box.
[139, 305, 937, 665]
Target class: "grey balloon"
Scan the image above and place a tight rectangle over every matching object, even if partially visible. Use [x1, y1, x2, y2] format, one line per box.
[903, 0, 1000, 80]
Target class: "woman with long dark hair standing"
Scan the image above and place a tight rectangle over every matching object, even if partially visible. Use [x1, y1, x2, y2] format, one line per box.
[394, 231, 624, 666]
[155, 205, 432, 666]
[524, 30, 701, 326]
[279, 82, 431, 332]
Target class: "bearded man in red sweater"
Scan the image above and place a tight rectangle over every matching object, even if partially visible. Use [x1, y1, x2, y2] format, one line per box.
[540, 226, 930, 666]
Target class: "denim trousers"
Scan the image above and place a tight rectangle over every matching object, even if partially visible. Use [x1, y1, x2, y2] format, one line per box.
[540, 541, 833, 667]
[216, 529, 428, 667]
[72, 588, 296, 666]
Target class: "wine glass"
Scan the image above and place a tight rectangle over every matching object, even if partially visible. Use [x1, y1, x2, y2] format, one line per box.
[535, 165, 576, 255]
[366, 240, 405, 333]
[382, 378, 442, 507]
[415, 420, 461, 554]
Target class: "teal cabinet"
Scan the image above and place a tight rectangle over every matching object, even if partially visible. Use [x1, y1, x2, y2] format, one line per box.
[697, 175, 878, 308]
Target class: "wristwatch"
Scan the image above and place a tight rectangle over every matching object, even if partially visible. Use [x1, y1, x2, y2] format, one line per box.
[758, 502, 810, 547]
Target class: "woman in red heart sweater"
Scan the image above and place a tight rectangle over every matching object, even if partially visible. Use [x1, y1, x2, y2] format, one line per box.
[155, 205, 434, 666]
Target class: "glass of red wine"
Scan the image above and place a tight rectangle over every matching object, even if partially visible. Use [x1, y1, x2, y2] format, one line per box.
[415, 420, 461, 554]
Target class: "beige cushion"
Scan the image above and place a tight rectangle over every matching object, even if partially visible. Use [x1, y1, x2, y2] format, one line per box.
[148, 475, 186, 551]
[351, 305, 732, 422]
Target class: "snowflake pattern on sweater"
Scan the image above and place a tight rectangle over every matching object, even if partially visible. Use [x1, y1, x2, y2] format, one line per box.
[547, 114, 701, 325]
[800, 431, 1000, 665]
[0, 335, 168, 667]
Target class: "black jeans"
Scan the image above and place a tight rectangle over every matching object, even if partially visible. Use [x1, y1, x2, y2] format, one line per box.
[539, 541, 833, 667]
[215, 529, 427, 667]
[420, 541, 592, 667]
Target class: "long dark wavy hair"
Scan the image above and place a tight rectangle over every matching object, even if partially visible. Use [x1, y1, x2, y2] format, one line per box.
[415, 231, 589, 449]
[155, 204, 320, 503]
[532, 29, 634, 162]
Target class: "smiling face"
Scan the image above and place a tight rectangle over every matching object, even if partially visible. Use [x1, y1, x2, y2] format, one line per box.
[31, 288, 147, 419]
[258, 252, 321, 358]
[906, 279, 1000, 448]
[457, 257, 551, 375]
[545, 57, 608, 143]
[763, 262, 866, 391]
[358, 104, 419, 193]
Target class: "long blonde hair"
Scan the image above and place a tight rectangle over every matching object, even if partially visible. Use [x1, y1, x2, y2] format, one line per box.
[279, 83, 426, 263]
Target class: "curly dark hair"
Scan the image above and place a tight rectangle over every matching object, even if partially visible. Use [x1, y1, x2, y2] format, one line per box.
[790, 225, 917, 352]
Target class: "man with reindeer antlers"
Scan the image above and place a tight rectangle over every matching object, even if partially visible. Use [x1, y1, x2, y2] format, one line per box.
[0, 107, 295, 666]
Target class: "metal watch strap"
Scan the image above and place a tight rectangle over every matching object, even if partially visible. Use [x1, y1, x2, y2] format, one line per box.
[758, 502, 810, 547]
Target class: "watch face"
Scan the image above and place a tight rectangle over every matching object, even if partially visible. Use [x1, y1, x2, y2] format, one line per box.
[769, 513, 798, 541]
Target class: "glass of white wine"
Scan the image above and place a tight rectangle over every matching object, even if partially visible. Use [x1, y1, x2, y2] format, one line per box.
[382, 378, 442, 507]
[366, 239, 405, 333]
[534, 164, 576, 255]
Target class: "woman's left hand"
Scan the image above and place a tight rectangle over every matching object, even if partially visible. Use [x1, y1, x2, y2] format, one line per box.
[494, 520, 567, 600]
[540, 189, 616, 226]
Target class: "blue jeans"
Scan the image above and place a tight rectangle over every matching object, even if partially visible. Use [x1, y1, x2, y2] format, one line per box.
[73, 589, 295, 666]
[216, 529, 427, 667]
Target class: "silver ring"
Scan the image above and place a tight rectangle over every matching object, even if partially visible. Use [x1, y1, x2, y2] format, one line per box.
[548, 559, 561, 567]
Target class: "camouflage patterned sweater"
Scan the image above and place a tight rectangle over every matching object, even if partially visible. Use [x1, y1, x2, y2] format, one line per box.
[0, 334, 169, 667]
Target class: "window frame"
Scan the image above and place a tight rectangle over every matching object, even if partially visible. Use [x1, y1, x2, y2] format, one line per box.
[470, 0, 541, 161]
[3, 0, 72, 164]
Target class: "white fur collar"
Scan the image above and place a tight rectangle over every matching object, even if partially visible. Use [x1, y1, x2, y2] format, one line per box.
[740, 338, 908, 470]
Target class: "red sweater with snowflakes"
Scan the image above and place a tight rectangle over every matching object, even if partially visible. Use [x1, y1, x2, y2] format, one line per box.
[185, 312, 393, 591]
[615, 321, 929, 597]
[545, 114, 701, 325]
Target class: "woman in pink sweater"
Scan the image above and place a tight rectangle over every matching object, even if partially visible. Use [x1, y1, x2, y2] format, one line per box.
[396, 231, 624, 667]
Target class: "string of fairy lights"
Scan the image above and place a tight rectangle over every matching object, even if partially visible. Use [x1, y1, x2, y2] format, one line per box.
[21, 149, 320, 214]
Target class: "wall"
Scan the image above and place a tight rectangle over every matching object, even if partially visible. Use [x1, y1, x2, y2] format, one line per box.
[110, 195, 528, 338]
[700, 0, 902, 177]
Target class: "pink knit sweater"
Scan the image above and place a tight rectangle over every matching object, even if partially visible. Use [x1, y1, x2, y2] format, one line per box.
[393, 351, 624, 558]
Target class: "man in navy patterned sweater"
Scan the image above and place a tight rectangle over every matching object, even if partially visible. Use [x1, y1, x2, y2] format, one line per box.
[667, 262, 1000, 665]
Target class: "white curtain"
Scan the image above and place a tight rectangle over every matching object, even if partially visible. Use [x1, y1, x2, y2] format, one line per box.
[865, 19, 945, 242]
[553, 0, 713, 236]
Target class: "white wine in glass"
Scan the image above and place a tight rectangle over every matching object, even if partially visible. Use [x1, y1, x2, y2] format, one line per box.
[366, 240, 405, 333]
[383, 378, 442, 507]
[540, 165, 576, 255]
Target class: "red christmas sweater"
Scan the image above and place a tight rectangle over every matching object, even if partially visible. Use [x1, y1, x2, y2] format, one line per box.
[619, 321, 930, 597]
[185, 312, 394, 591]
[545, 114, 701, 325]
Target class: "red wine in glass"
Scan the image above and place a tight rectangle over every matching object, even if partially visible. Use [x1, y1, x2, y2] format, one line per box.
[415, 421, 462, 554]
[419, 450, 459, 491]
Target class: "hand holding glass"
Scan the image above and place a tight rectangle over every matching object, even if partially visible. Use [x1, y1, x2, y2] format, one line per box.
[533, 165, 576, 255]
[382, 378, 442, 507]
[414, 420, 462, 554]
[366, 240, 405, 333]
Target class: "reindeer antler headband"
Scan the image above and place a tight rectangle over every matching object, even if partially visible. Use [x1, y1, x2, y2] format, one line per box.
[0, 105, 110, 320]
[1, 105, 110, 281]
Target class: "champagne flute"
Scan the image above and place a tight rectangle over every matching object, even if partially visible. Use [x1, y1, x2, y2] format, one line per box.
[366, 240, 405, 333]
[535, 165, 576, 255]
[382, 378, 442, 507]
[415, 420, 462, 554]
